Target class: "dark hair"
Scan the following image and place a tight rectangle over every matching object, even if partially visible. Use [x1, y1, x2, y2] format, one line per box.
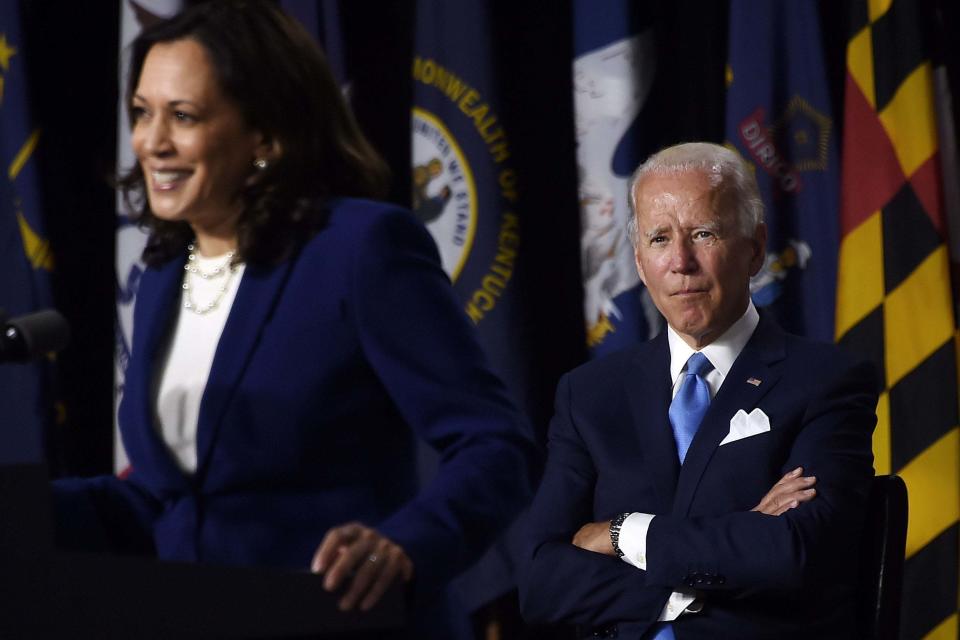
[120, 0, 390, 266]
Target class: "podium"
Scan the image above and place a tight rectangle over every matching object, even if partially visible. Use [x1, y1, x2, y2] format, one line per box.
[0, 464, 405, 638]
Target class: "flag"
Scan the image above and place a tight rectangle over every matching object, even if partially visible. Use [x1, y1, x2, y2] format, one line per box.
[574, 0, 660, 356]
[114, 0, 183, 472]
[837, 1, 958, 637]
[279, 0, 347, 87]
[725, 0, 840, 342]
[0, 0, 53, 466]
[411, 0, 529, 614]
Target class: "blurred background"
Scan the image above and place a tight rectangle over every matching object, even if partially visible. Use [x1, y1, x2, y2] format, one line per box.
[1, 0, 959, 638]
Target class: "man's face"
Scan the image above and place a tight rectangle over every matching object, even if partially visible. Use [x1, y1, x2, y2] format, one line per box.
[632, 170, 766, 349]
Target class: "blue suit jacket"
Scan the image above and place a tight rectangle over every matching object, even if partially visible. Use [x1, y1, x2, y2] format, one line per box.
[56, 198, 536, 636]
[520, 315, 877, 639]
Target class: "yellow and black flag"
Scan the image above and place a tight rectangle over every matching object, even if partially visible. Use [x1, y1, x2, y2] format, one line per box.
[837, 1, 958, 637]
[0, 1, 54, 464]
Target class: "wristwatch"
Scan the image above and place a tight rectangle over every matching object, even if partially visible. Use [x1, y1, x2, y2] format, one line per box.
[609, 512, 630, 558]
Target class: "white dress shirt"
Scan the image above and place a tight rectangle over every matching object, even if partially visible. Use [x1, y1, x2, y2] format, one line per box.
[616, 300, 760, 621]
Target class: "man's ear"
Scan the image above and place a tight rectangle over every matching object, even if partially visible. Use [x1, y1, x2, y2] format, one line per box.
[749, 222, 767, 277]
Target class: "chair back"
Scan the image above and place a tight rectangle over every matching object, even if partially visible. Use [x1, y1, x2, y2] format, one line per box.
[857, 474, 908, 640]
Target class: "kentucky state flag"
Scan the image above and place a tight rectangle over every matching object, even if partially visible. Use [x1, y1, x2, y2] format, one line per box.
[574, 0, 660, 356]
[412, 0, 528, 613]
[725, 0, 840, 342]
[0, 1, 53, 465]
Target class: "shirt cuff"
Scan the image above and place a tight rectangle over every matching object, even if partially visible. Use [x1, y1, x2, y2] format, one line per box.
[616, 512, 654, 569]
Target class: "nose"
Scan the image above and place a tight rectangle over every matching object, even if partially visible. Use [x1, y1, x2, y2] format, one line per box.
[135, 115, 173, 157]
[669, 238, 699, 274]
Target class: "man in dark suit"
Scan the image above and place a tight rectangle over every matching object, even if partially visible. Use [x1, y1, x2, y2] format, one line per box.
[520, 142, 877, 639]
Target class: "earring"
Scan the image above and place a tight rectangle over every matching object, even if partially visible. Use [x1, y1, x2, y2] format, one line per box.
[254, 158, 268, 170]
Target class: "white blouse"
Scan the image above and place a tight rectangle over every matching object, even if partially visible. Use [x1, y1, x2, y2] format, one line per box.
[152, 254, 245, 473]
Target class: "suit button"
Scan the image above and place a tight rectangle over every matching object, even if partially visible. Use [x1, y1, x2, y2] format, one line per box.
[684, 577, 695, 587]
[718, 576, 726, 584]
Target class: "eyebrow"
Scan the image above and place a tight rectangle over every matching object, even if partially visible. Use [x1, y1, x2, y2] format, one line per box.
[642, 220, 722, 240]
[131, 94, 201, 110]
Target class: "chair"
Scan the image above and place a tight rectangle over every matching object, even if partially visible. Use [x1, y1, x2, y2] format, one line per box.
[857, 474, 908, 640]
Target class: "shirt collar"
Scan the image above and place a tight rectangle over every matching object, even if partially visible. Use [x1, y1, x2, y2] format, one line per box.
[667, 300, 760, 384]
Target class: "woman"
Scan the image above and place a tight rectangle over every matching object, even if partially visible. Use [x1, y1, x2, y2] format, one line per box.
[55, 2, 535, 637]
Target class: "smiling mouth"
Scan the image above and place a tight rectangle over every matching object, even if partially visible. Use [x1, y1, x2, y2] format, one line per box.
[150, 170, 190, 190]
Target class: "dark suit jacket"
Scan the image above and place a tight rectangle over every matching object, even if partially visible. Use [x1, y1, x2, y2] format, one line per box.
[55, 198, 536, 637]
[520, 314, 877, 639]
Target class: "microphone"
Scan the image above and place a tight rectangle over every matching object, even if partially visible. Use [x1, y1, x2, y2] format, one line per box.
[0, 309, 71, 363]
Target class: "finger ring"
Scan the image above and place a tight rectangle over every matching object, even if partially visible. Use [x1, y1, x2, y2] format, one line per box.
[368, 553, 379, 563]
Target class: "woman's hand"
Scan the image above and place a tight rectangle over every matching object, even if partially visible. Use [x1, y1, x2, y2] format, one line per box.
[311, 522, 414, 611]
[752, 467, 817, 516]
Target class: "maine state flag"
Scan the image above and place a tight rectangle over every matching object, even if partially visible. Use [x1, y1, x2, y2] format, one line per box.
[725, 0, 840, 341]
[574, 0, 660, 356]
[0, 0, 53, 464]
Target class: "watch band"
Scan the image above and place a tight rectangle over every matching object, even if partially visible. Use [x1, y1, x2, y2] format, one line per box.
[609, 512, 630, 558]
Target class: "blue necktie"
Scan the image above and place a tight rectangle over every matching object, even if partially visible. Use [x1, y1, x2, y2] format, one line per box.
[645, 352, 713, 640]
[669, 352, 714, 464]
[646, 354, 713, 640]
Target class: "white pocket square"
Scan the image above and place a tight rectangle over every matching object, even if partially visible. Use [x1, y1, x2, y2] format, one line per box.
[719, 408, 771, 446]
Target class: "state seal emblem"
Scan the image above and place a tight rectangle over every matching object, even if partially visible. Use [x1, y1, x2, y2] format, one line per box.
[411, 107, 477, 282]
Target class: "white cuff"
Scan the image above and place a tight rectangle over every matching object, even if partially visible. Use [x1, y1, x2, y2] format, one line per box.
[616, 512, 654, 569]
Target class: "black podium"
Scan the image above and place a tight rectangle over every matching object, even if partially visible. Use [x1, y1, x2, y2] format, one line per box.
[0, 462, 405, 639]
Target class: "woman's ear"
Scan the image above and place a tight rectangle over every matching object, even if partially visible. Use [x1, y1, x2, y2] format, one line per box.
[254, 134, 283, 165]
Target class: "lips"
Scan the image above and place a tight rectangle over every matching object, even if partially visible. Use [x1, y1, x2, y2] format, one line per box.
[149, 169, 191, 190]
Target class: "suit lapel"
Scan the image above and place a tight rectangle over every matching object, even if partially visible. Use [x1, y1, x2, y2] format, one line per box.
[671, 315, 787, 516]
[624, 333, 680, 512]
[124, 258, 192, 490]
[194, 258, 295, 480]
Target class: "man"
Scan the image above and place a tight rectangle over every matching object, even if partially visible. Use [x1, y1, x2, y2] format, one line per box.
[521, 142, 877, 639]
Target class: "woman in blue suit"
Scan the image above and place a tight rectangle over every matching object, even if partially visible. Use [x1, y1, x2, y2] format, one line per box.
[54, 2, 535, 637]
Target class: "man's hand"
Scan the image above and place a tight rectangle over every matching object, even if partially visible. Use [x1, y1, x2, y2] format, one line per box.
[571, 467, 815, 556]
[752, 467, 817, 516]
[572, 520, 615, 555]
[311, 522, 414, 611]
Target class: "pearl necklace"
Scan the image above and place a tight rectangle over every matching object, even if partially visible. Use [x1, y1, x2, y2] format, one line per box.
[181, 243, 236, 315]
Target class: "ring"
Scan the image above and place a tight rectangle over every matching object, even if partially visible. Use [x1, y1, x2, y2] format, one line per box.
[368, 553, 379, 563]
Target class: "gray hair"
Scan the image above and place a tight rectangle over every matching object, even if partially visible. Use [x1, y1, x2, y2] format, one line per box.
[626, 142, 764, 248]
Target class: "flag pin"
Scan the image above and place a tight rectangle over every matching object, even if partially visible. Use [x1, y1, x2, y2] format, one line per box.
[746, 377, 762, 386]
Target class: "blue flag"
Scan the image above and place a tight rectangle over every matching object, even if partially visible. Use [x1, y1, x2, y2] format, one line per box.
[412, 0, 528, 612]
[574, 0, 661, 356]
[0, 1, 52, 464]
[725, 0, 840, 341]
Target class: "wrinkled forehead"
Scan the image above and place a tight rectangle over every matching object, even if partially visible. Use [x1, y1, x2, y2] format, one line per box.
[634, 170, 724, 224]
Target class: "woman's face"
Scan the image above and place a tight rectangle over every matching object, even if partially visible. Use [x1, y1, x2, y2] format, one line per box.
[130, 38, 267, 235]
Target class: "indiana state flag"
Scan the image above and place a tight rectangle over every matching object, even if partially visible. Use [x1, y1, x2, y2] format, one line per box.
[725, 0, 840, 342]
[574, 0, 661, 356]
[0, 0, 53, 465]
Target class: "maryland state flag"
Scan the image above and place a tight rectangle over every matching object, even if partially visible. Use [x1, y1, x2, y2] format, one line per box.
[725, 0, 840, 343]
[0, 1, 53, 465]
[837, 1, 959, 637]
[412, 0, 526, 613]
[573, 0, 660, 356]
